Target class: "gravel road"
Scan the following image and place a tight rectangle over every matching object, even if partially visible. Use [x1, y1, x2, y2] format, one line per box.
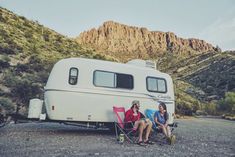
[0, 118, 234, 157]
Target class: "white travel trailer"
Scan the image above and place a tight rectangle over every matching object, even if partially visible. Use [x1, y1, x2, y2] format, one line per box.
[43, 58, 175, 128]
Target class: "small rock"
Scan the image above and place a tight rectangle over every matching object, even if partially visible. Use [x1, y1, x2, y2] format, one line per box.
[94, 152, 100, 156]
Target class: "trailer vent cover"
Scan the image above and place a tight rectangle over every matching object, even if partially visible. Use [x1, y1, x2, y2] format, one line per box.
[126, 59, 156, 69]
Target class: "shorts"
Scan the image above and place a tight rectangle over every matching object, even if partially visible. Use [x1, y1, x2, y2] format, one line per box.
[124, 122, 135, 129]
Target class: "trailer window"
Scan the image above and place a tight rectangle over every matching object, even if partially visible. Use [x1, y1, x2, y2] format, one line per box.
[146, 77, 167, 93]
[69, 68, 78, 85]
[94, 71, 133, 89]
[94, 71, 115, 87]
[116, 73, 133, 89]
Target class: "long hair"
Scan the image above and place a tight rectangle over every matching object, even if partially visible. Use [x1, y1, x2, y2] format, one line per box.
[131, 103, 135, 109]
[159, 102, 168, 121]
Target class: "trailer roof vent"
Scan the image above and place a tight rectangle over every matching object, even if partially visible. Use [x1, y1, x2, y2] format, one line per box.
[126, 59, 157, 69]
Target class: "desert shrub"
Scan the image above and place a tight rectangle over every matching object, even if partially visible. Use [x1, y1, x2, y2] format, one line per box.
[175, 87, 201, 115]
[23, 19, 33, 29]
[191, 100, 201, 112]
[43, 33, 50, 42]
[217, 92, 235, 113]
[93, 53, 107, 60]
[204, 102, 217, 115]
[0, 55, 10, 69]
[0, 45, 15, 54]
[0, 97, 15, 113]
[37, 71, 50, 83]
[3, 72, 20, 87]
[3, 72, 43, 106]
[215, 45, 222, 52]
[0, 12, 6, 22]
[30, 61, 50, 73]
[15, 63, 29, 73]
[27, 55, 46, 72]
[28, 54, 41, 64]
[0, 60, 10, 68]
[1, 55, 10, 62]
[176, 101, 194, 115]
[25, 30, 33, 38]
[11, 79, 42, 105]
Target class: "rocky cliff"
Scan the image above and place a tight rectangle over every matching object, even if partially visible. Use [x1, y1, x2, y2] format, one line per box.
[76, 21, 217, 61]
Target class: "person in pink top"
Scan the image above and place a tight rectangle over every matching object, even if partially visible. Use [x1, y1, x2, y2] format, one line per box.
[124, 100, 154, 146]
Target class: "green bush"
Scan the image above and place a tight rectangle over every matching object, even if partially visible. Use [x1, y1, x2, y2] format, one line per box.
[11, 79, 42, 105]
[43, 33, 50, 42]
[1, 55, 10, 62]
[3, 72, 20, 87]
[3, 72, 43, 106]
[204, 102, 217, 115]
[0, 60, 10, 68]
[217, 92, 235, 113]
[0, 45, 15, 54]
[0, 97, 15, 113]
[176, 101, 194, 115]
[175, 86, 201, 115]
[16, 63, 29, 73]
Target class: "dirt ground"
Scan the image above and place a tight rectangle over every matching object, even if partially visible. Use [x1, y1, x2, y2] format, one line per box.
[0, 118, 235, 157]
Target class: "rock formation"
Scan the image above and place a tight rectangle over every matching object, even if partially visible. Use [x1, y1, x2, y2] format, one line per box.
[76, 21, 216, 61]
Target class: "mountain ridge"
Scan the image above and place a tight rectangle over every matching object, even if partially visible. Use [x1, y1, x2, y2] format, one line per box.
[76, 21, 217, 61]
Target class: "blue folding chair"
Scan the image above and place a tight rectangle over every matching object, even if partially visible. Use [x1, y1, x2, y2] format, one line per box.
[145, 109, 158, 131]
[145, 109, 177, 133]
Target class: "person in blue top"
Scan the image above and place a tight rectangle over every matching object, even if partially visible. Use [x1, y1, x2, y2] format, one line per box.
[154, 102, 176, 144]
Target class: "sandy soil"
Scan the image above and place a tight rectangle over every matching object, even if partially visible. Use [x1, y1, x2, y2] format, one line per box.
[0, 118, 234, 157]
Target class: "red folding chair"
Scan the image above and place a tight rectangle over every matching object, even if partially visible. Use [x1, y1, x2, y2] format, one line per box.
[113, 106, 138, 143]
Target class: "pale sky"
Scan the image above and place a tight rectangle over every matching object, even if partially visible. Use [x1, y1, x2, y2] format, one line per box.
[0, 0, 235, 50]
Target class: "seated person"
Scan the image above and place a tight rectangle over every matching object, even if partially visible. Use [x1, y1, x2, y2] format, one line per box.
[125, 100, 154, 146]
[154, 102, 176, 144]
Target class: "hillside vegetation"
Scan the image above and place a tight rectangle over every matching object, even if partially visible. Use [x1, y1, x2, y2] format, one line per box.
[0, 7, 115, 114]
[158, 51, 235, 115]
[0, 7, 234, 116]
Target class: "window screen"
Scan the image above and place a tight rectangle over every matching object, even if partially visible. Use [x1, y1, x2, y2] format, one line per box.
[147, 77, 167, 93]
[69, 67, 78, 85]
[94, 71, 133, 89]
[94, 71, 115, 87]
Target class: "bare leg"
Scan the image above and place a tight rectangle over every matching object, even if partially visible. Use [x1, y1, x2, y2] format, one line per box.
[144, 119, 152, 141]
[166, 126, 171, 137]
[133, 121, 140, 130]
[137, 120, 145, 142]
[160, 126, 168, 137]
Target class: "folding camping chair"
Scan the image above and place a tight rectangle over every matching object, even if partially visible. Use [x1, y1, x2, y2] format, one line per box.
[113, 106, 138, 143]
[145, 109, 178, 134]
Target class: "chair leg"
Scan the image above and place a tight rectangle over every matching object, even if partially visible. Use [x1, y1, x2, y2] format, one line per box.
[125, 132, 136, 143]
[114, 123, 119, 140]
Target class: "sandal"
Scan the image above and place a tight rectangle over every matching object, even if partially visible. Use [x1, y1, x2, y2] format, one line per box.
[137, 141, 147, 146]
[144, 140, 155, 145]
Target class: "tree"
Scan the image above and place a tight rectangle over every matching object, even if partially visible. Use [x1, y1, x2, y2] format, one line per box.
[217, 92, 235, 113]
[215, 45, 222, 52]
